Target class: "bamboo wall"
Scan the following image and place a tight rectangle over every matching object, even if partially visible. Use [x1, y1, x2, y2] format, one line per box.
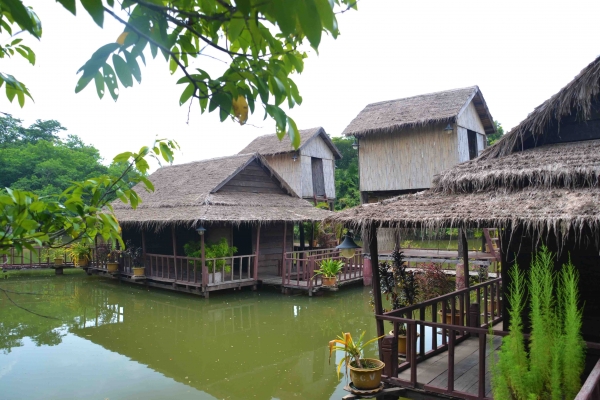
[265, 135, 336, 199]
[359, 122, 459, 191]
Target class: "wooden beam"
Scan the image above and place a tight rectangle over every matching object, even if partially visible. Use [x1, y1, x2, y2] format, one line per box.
[368, 224, 385, 359]
[282, 222, 287, 261]
[171, 225, 177, 257]
[141, 229, 146, 257]
[460, 228, 470, 288]
[299, 223, 305, 251]
[254, 225, 260, 281]
[201, 231, 207, 288]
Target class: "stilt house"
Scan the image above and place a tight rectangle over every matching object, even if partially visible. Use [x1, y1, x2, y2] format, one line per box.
[328, 57, 600, 398]
[238, 127, 342, 209]
[110, 153, 332, 296]
[343, 86, 495, 203]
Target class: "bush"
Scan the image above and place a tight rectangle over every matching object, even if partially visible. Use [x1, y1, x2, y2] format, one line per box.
[184, 237, 237, 273]
[415, 263, 453, 301]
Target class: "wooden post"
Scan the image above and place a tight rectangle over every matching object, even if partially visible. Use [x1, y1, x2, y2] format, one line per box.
[368, 224, 385, 359]
[141, 229, 146, 257]
[299, 223, 305, 251]
[460, 228, 470, 288]
[172, 224, 177, 281]
[310, 222, 314, 249]
[201, 231, 207, 289]
[282, 222, 287, 262]
[254, 225, 260, 282]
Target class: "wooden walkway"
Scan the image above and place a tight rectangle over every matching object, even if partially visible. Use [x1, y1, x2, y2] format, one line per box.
[382, 249, 498, 266]
[260, 274, 364, 294]
[398, 335, 502, 399]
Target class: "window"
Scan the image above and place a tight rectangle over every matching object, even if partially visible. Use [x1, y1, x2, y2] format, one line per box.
[311, 157, 326, 197]
[467, 129, 478, 160]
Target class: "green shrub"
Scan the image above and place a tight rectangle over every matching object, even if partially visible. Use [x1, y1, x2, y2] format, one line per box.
[492, 246, 585, 399]
[183, 237, 237, 273]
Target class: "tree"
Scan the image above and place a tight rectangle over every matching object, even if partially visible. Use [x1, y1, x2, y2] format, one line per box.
[487, 120, 504, 146]
[331, 136, 359, 210]
[1, 0, 357, 147]
[0, 116, 122, 196]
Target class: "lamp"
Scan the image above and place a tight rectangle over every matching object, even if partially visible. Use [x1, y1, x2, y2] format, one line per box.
[292, 152, 298, 162]
[352, 139, 359, 150]
[336, 232, 360, 258]
[196, 225, 206, 236]
[444, 123, 453, 134]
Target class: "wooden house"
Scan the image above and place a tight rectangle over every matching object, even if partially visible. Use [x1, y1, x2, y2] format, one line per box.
[238, 127, 342, 209]
[108, 153, 332, 296]
[329, 57, 600, 398]
[343, 86, 495, 203]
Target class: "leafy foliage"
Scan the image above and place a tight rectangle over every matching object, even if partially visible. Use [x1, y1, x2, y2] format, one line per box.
[3, 0, 357, 147]
[315, 258, 344, 278]
[378, 248, 418, 311]
[331, 136, 359, 210]
[183, 237, 237, 273]
[492, 247, 586, 399]
[487, 120, 504, 146]
[328, 331, 384, 377]
[415, 263, 453, 301]
[0, 116, 136, 196]
[0, 138, 179, 254]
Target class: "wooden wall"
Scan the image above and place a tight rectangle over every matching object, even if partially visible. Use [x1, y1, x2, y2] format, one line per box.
[253, 222, 293, 276]
[300, 155, 313, 198]
[359, 122, 459, 192]
[264, 153, 302, 196]
[457, 100, 487, 161]
[219, 160, 287, 195]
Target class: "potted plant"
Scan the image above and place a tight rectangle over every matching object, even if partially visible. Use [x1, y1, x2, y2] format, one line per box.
[107, 247, 122, 273]
[314, 259, 345, 286]
[184, 238, 237, 284]
[329, 331, 385, 390]
[42, 247, 67, 266]
[67, 242, 91, 267]
[123, 241, 144, 277]
[389, 324, 408, 355]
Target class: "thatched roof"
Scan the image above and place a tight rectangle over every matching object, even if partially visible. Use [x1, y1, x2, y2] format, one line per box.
[113, 153, 332, 227]
[342, 86, 495, 138]
[481, 55, 600, 159]
[434, 139, 600, 194]
[238, 127, 342, 159]
[328, 187, 600, 240]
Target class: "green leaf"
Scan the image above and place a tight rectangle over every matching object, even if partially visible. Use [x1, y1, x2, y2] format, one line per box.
[179, 83, 195, 105]
[93, 71, 105, 98]
[236, 0, 251, 14]
[56, 0, 76, 15]
[112, 54, 133, 87]
[113, 151, 132, 163]
[4, 0, 39, 38]
[124, 51, 142, 84]
[228, 12, 245, 42]
[81, 0, 104, 28]
[297, 0, 323, 49]
[159, 142, 173, 163]
[266, 104, 286, 131]
[102, 63, 119, 101]
[287, 117, 300, 149]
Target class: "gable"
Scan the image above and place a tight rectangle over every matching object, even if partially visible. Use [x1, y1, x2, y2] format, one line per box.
[216, 159, 290, 195]
[301, 134, 336, 159]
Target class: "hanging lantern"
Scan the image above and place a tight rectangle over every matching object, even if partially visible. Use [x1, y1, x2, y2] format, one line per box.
[336, 233, 360, 258]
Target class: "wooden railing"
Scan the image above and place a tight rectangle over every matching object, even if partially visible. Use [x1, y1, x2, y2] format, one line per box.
[1, 247, 75, 269]
[282, 248, 363, 290]
[143, 253, 256, 287]
[379, 278, 503, 399]
[576, 359, 600, 400]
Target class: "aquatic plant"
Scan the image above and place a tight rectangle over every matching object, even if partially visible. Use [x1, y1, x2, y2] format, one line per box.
[328, 331, 384, 378]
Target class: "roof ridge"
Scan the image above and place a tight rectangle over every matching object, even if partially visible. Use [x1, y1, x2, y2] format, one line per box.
[365, 86, 478, 108]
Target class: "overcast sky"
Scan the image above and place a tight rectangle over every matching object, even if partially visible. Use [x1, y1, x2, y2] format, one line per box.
[3, 0, 600, 167]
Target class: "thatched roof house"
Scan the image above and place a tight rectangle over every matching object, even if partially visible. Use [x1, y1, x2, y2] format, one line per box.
[113, 153, 331, 227]
[330, 56, 600, 339]
[342, 86, 496, 203]
[239, 127, 341, 208]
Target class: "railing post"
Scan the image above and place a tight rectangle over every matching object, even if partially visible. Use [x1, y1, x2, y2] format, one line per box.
[381, 334, 397, 378]
[478, 333, 486, 398]
[470, 303, 480, 335]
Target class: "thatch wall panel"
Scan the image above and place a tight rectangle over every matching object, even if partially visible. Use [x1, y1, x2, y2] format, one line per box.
[301, 135, 336, 159]
[359, 122, 459, 192]
[457, 100, 486, 134]
[323, 159, 336, 199]
[263, 153, 302, 196]
[301, 156, 313, 198]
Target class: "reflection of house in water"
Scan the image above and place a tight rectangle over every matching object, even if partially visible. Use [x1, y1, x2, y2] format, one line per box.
[71, 293, 339, 400]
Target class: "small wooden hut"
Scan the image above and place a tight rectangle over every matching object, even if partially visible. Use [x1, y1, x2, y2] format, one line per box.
[331, 57, 600, 399]
[238, 127, 342, 209]
[343, 86, 495, 203]
[110, 153, 332, 296]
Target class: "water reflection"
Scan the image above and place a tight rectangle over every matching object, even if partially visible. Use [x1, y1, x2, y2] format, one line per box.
[0, 273, 379, 399]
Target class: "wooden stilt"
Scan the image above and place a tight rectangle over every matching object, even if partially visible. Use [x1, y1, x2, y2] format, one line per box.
[299, 223, 305, 251]
[368, 225, 385, 359]
[254, 225, 260, 282]
[460, 228, 470, 288]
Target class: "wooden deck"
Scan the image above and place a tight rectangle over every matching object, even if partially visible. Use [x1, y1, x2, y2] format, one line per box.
[260, 273, 363, 294]
[398, 335, 502, 398]
[381, 249, 498, 266]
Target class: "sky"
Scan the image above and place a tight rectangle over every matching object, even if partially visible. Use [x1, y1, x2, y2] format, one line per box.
[3, 0, 600, 167]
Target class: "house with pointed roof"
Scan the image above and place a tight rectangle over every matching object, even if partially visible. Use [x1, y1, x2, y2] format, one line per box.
[107, 153, 335, 296]
[239, 127, 342, 209]
[343, 86, 495, 203]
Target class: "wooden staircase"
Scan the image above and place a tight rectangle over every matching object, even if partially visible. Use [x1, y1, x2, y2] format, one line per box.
[483, 228, 501, 261]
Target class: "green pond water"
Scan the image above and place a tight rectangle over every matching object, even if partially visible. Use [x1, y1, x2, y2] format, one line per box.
[0, 270, 385, 400]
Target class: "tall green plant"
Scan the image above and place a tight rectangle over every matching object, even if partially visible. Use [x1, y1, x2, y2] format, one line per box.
[492, 247, 585, 399]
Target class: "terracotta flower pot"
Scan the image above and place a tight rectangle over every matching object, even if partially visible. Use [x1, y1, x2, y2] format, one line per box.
[133, 267, 145, 277]
[322, 276, 337, 287]
[349, 358, 385, 390]
[107, 262, 119, 273]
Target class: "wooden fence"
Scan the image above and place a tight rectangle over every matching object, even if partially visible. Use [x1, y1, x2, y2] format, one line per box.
[282, 248, 363, 290]
[1, 247, 76, 269]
